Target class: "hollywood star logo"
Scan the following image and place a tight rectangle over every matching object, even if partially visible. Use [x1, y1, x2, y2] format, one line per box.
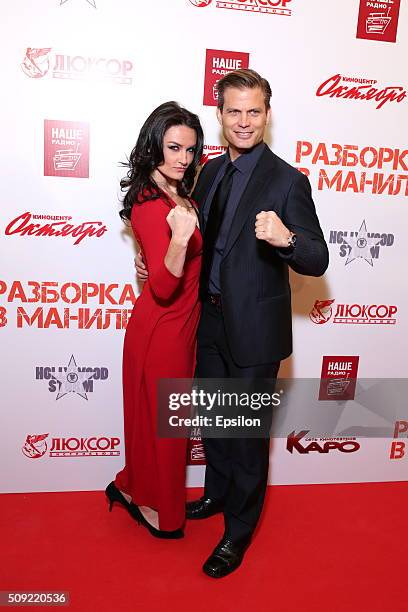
[60, 0, 97, 7]
[21, 48, 51, 79]
[35, 355, 108, 400]
[343, 221, 380, 266]
[329, 220, 394, 266]
[22, 434, 49, 459]
[52, 355, 94, 399]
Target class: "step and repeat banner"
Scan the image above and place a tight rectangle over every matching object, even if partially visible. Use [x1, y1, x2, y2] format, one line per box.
[1, 0, 407, 493]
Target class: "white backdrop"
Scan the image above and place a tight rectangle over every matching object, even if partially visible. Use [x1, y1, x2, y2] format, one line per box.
[1, 0, 407, 493]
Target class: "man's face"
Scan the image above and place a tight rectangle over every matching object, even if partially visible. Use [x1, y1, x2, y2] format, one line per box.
[216, 86, 271, 160]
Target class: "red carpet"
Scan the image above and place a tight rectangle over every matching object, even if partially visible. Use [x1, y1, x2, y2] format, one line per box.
[1, 483, 405, 612]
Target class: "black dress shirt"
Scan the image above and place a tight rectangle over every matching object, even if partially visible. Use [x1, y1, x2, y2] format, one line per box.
[203, 141, 266, 293]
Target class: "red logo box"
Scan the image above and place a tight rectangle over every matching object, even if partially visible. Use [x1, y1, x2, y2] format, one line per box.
[44, 119, 89, 178]
[356, 0, 401, 43]
[187, 439, 206, 465]
[319, 356, 360, 401]
[203, 49, 249, 106]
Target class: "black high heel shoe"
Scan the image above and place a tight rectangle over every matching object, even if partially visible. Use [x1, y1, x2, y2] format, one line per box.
[105, 482, 184, 540]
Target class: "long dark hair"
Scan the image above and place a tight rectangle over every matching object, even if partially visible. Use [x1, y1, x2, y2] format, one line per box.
[119, 101, 204, 221]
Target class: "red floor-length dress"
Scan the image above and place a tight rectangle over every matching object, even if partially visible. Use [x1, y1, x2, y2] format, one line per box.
[115, 194, 202, 531]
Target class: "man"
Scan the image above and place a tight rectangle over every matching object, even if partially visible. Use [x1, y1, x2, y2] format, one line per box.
[137, 69, 328, 578]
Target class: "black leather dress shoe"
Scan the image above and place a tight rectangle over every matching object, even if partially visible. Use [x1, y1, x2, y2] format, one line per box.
[186, 496, 223, 520]
[202, 537, 250, 578]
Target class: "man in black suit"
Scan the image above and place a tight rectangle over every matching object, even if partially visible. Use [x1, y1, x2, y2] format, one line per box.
[136, 69, 328, 577]
[186, 69, 329, 578]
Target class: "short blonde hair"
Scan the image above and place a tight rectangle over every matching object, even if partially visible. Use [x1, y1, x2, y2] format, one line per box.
[216, 69, 272, 110]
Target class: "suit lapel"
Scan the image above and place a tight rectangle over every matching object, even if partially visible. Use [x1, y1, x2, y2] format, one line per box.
[223, 147, 276, 260]
[193, 155, 226, 231]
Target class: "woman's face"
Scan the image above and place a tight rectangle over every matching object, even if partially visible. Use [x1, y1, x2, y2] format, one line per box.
[156, 125, 197, 183]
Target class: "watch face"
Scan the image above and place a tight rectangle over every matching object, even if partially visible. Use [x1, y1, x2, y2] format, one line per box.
[289, 234, 297, 248]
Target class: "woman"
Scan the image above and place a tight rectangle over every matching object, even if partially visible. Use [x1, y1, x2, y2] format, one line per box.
[106, 102, 204, 538]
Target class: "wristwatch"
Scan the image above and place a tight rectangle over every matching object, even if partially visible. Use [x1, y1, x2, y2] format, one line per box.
[287, 232, 297, 249]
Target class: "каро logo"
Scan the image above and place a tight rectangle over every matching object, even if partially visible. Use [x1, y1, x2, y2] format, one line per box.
[329, 220, 394, 266]
[286, 430, 360, 454]
[35, 354, 108, 400]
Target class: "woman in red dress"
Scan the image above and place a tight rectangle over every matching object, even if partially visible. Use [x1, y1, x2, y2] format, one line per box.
[106, 102, 203, 538]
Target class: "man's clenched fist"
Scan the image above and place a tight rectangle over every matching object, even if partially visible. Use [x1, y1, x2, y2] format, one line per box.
[255, 211, 292, 248]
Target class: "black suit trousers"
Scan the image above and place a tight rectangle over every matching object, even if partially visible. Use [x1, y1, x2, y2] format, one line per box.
[196, 299, 280, 542]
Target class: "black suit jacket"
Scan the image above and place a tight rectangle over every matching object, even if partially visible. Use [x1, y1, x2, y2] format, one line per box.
[192, 145, 329, 367]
